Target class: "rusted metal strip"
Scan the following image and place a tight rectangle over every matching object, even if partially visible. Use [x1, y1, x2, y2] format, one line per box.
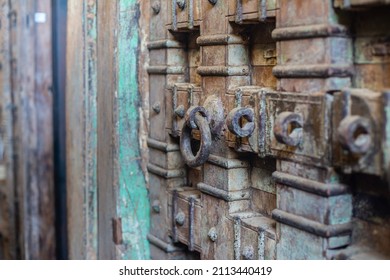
[272, 64, 354, 78]
[341, 89, 352, 118]
[258, 229, 265, 260]
[272, 24, 348, 41]
[112, 217, 123, 245]
[235, 0, 243, 24]
[207, 154, 249, 169]
[147, 66, 185, 75]
[188, 197, 195, 251]
[147, 138, 180, 152]
[172, 190, 179, 243]
[197, 66, 250, 76]
[258, 0, 267, 21]
[188, 0, 194, 29]
[172, 0, 178, 30]
[272, 171, 349, 197]
[147, 234, 182, 253]
[233, 217, 241, 260]
[197, 34, 246, 46]
[272, 209, 352, 238]
[258, 91, 267, 157]
[197, 183, 251, 201]
[147, 39, 184, 50]
[147, 163, 186, 178]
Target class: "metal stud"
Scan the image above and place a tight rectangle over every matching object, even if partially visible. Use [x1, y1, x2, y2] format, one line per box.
[208, 227, 218, 242]
[177, 0, 186, 10]
[151, 1, 161, 14]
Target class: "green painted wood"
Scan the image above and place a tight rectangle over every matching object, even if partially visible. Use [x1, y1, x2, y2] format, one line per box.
[116, 0, 150, 259]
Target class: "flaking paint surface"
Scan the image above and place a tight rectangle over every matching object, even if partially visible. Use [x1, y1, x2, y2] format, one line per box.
[117, 0, 150, 259]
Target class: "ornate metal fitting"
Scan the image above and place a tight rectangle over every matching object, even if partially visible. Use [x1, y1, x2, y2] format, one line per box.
[226, 107, 255, 138]
[274, 112, 303, 147]
[179, 96, 224, 167]
[180, 106, 212, 168]
[338, 115, 373, 155]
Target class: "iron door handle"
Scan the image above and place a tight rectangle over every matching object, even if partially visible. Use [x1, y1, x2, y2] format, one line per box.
[226, 107, 256, 138]
[274, 111, 303, 147]
[338, 115, 373, 155]
[180, 106, 212, 168]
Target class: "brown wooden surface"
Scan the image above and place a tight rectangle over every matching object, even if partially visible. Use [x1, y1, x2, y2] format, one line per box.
[0, 0, 17, 260]
[0, 0, 55, 259]
[96, 0, 118, 260]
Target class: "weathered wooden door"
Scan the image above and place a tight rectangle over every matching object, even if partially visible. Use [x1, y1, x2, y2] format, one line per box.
[65, 0, 390, 260]
[146, 0, 390, 260]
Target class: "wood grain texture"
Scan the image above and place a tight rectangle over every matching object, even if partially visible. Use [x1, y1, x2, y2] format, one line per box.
[66, 0, 98, 259]
[1, 0, 56, 259]
[0, 0, 17, 260]
[96, 0, 118, 260]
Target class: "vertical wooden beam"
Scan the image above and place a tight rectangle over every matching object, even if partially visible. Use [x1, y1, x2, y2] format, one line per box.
[97, 0, 118, 260]
[96, 0, 150, 259]
[116, 0, 150, 259]
[66, 0, 98, 259]
[0, 0, 17, 260]
[3, 0, 56, 259]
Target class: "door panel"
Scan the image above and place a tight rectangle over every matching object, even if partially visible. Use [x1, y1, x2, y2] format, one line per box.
[147, 0, 390, 259]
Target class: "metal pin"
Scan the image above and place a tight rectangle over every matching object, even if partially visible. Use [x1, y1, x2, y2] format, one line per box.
[233, 217, 241, 260]
[188, 197, 195, 251]
[172, 190, 178, 242]
[258, 229, 265, 260]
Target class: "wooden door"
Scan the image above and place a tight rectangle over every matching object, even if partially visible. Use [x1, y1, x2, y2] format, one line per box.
[146, 0, 390, 260]
[65, 0, 390, 260]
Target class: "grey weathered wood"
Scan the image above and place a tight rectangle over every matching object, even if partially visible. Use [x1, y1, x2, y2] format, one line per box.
[66, 0, 98, 259]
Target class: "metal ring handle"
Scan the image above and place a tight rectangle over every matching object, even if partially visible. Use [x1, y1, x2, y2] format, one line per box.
[180, 114, 212, 168]
[274, 112, 303, 147]
[338, 115, 372, 155]
[185, 106, 209, 129]
[226, 107, 255, 138]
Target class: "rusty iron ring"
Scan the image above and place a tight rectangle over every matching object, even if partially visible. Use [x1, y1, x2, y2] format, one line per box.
[338, 115, 373, 155]
[226, 107, 255, 138]
[274, 112, 303, 147]
[180, 114, 212, 167]
[185, 106, 210, 129]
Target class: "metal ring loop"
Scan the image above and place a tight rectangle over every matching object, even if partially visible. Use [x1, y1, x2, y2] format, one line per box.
[185, 106, 209, 129]
[226, 107, 255, 138]
[180, 114, 212, 168]
[274, 112, 303, 147]
[338, 115, 372, 155]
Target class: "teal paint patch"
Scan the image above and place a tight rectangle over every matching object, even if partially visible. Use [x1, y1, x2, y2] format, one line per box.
[117, 0, 150, 259]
